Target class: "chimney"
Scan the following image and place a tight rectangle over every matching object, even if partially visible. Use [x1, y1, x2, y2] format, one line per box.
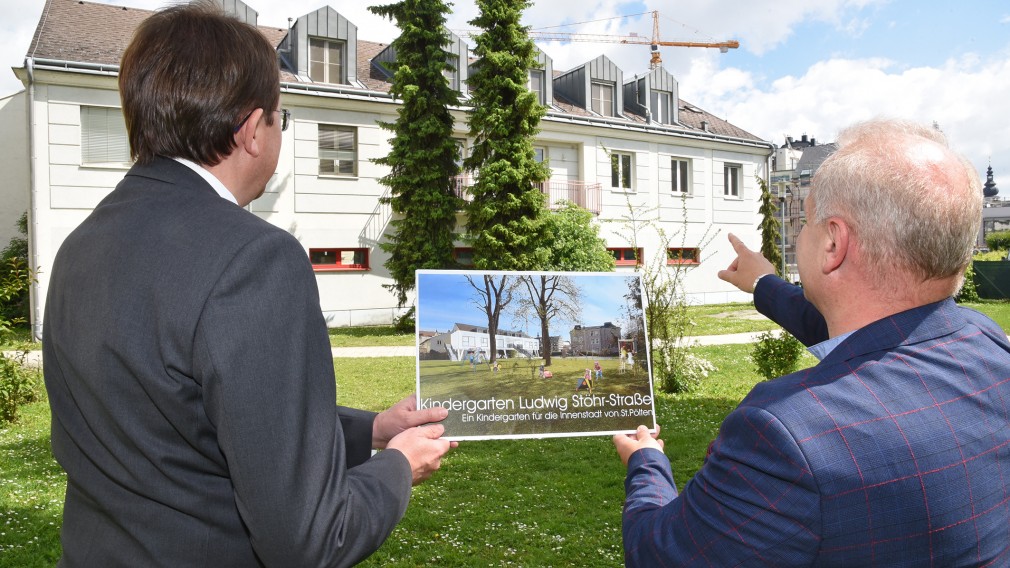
[701, 120, 709, 132]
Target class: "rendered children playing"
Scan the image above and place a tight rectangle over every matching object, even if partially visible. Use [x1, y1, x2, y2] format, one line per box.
[594, 361, 602, 380]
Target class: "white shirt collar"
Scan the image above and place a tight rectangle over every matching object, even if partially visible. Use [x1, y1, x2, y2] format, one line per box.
[172, 157, 238, 205]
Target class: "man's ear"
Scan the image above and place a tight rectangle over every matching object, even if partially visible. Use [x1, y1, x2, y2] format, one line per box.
[234, 108, 264, 158]
[822, 217, 849, 274]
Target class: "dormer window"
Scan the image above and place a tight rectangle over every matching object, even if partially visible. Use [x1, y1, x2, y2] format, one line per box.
[444, 55, 460, 90]
[651, 89, 672, 124]
[591, 82, 615, 117]
[528, 69, 545, 105]
[310, 37, 345, 84]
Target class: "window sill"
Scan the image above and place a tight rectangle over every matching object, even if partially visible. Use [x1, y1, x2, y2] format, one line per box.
[318, 174, 360, 181]
[312, 266, 369, 272]
[667, 260, 700, 266]
[80, 162, 132, 170]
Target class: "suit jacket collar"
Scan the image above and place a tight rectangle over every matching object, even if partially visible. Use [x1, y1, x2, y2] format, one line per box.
[819, 298, 964, 366]
[124, 156, 220, 199]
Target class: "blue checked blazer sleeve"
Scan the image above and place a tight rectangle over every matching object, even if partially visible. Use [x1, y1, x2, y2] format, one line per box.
[623, 405, 821, 567]
[754, 275, 828, 347]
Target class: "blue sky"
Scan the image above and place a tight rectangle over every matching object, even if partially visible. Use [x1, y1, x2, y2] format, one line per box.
[4, 0, 1009, 185]
[416, 272, 636, 341]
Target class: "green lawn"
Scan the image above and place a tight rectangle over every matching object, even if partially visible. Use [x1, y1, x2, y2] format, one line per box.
[1, 346, 770, 567]
[2, 298, 1005, 566]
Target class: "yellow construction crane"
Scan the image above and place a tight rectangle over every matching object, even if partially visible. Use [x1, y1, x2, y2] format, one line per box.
[522, 11, 738, 70]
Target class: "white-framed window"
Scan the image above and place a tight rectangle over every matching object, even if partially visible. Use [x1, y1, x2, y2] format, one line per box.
[651, 90, 672, 124]
[724, 164, 742, 197]
[672, 158, 690, 194]
[319, 124, 357, 176]
[81, 106, 130, 166]
[611, 151, 633, 191]
[444, 55, 459, 90]
[528, 69, 546, 105]
[533, 146, 546, 164]
[591, 82, 615, 117]
[309, 37, 345, 84]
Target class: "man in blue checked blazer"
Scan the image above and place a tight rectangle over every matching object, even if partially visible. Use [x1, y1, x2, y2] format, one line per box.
[614, 119, 1010, 567]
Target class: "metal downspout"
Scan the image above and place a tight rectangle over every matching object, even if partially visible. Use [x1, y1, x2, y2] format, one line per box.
[25, 57, 40, 341]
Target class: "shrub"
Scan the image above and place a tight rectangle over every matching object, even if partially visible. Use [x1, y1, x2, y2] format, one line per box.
[654, 343, 716, 394]
[752, 330, 804, 381]
[985, 230, 1010, 252]
[0, 350, 40, 424]
[955, 260, 980, 303]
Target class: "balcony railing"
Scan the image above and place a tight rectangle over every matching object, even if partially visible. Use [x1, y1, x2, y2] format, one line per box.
[452, 175, 602, 215]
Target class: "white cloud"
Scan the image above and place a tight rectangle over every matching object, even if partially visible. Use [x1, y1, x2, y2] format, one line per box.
[683, 52, 1010, 178]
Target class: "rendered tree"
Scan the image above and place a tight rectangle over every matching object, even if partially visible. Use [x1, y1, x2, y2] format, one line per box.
[463, 0, 550, 270]
[465, 274, 517, 364]
[514, 275, 582, 366]
[369, 0, 462, 306]
[756, 175, 783, 277]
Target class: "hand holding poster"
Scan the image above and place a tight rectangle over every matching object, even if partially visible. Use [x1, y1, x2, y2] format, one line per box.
[415, 270, 657, 440]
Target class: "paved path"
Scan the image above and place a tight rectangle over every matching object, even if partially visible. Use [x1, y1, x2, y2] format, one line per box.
[4, 332, 771, 366]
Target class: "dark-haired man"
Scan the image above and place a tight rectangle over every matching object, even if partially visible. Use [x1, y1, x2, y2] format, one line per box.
[43, 3, 451, 566]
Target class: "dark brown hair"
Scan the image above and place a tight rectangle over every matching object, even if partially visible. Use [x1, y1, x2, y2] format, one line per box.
[119, 1, 279, 166]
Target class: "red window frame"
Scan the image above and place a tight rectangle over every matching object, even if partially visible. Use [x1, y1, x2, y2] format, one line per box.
[453, 247, 474, 267]
[309, 248, 369, 271]
[667, 247, 701, 265]
[608, 247, 642, 266]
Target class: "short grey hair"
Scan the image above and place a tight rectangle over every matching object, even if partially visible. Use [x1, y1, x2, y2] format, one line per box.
[810, 118, 981, 286]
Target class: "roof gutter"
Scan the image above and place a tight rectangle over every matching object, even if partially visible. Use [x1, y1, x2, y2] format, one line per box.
[30, 57, 120, 77]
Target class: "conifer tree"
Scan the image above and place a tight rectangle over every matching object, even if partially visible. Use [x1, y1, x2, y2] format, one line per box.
[369, 0, 462, 306]
[756, 176, 783, 277]
[463, 0, 550, 270]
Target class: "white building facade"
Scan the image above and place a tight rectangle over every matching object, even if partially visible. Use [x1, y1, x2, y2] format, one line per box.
[9, 0, 773, 338]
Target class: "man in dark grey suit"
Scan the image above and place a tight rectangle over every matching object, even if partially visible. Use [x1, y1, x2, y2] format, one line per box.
[42, 3, 452, 566]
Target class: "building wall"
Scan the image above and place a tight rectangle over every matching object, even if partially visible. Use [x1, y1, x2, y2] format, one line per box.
[0, 91, 29, 252]
[20, 65, 767, 334]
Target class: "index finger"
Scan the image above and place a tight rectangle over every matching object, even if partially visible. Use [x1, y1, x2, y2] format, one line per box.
[727, 232, 751, 254]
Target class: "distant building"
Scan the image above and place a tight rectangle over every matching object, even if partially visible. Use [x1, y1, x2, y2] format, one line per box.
[769, 135, 838, 278]
[569, 322, 621, 356]
[427, 323, 540, 360]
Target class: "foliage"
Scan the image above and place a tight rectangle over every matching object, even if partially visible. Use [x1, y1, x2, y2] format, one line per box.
[955, 260, 980, 303]
[1, 213, 31, 327]
[463, 0, 550, 271]
[0, 350, 41, 424]
[328, 325, 415, 348]
[985, 230, 1010, 251]
[540, 201, 615, 271]
[656, 349, 717, 394]
[756, 176, 783, 277]
[751, 330, 805, 381]
[973, 249, 1007, 261]
[613, 194, 718, 393]
[369, 0, 462, 306]
[1, 257, 36, 340]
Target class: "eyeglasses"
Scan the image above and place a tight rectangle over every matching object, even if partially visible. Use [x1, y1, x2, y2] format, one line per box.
[234, 108, 290, 133]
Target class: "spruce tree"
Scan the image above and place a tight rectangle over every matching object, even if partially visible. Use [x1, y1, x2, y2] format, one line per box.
[464, 0, 550, 270]
[757, 176, 783, 277]
[369, 0, 462, 306]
